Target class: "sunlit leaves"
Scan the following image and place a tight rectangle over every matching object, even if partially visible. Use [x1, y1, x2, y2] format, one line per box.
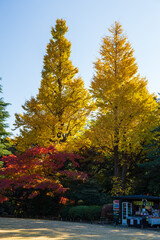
[0, 146, 87, 202]
[90, 22, 158, 152]
[14, 19, 93, 152]
[89, 22, 159, 191]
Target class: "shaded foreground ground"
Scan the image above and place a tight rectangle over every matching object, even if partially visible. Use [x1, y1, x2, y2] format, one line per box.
[0, 218, 160, 240]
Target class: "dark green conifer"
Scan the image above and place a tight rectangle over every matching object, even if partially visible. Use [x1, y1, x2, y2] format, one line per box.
[0, 78, 11, 157]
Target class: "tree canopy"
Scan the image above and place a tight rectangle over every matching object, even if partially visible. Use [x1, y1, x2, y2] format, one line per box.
[14, 19, 92, 152]
[0, 145, 87, 203]
[88, 22, 159, 193]
[0, 78, 11, 157]
[138, 126, 160, 195]
[1, 20, 160, 212]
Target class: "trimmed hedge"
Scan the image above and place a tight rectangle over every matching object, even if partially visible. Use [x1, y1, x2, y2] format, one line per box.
[60, 205, 102, 222]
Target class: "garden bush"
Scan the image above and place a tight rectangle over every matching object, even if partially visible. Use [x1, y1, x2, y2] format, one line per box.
[60, 206, 72, 220]
[85, 206, 102, 221]
[69, 206, 87, 220]
[60, 205, 102, 222]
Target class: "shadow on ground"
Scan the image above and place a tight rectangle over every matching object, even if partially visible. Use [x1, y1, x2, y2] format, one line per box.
[0, 218, 160, 240]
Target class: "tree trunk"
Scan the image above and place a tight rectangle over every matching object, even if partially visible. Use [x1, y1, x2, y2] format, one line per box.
[113, 109, 119, 178]
[122, 160, 127, 190]
[114, 144, 119, 177]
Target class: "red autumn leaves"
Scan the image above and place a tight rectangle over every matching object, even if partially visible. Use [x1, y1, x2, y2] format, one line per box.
[0, 146, 87, 202]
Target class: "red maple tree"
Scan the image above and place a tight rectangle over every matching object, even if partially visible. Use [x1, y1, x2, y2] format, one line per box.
[0, 146, 87, 203]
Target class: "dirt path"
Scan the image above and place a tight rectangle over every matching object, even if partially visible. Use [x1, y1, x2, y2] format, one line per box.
[0, 217, 160, 240]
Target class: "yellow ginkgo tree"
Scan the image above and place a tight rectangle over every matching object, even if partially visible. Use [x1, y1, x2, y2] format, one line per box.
[14, 19, 92, 152]
[89, 22, 159, 193]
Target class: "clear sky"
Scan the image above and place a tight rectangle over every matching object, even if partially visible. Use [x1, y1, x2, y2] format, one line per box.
[1, 0, 160, 135]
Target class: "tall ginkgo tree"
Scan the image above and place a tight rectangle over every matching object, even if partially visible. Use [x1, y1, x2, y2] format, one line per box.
[15, 19, 92, 152]
[89, 22, 159, 193]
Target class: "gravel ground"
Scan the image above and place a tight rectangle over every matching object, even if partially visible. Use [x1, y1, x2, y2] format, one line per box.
[0, 218, 160, 240]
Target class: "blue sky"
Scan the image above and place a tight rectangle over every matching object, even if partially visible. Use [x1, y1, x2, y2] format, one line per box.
[1, 0, 160, 135]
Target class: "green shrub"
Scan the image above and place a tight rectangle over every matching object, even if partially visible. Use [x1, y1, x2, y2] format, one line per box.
[85, 206, 102, 221]
[60, 206, 72, 220]
[69, 206, 87, 220]
[61, 205, 102, 222]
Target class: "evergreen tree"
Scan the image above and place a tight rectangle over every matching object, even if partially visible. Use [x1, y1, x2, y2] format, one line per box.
[0, 78, 11, 156]
[89, 22, 158, 193]
[138, 126, 160, 195]
[14, 19, 92, 152]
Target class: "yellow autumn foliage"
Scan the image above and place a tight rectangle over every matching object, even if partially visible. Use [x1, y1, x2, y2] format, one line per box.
[88, 22, 159, 179]
[14, 19, 93, 152]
